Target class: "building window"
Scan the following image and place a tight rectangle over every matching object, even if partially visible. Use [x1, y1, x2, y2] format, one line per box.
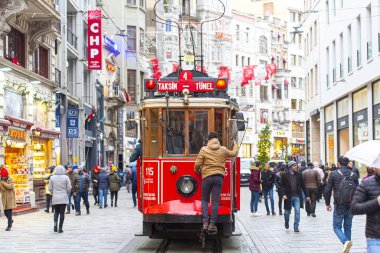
[140, 28, 144, 50]
[291, 77, 297, 87]
[139, 0, 145, 7]
[241, 56, 245, 67]
[260, 110, 269, 124]
[236, 54, 239, 66]
[291, 99, 297, 110]
[298, 78, 303, 89]
[298, 55, 303, 66]
[127, 0, 136, 5]
[4, 90, 24, 118]
[245, 27, 249, 43]
[127, 26, 136, 51]
[299, 100, 303, 110]
[259, 36, 268, 54]
[290, 54, 296, 66]
[33, 46, 49, 79]
[3, 27, 26, 67]
[236, 25, 240, 41]
[247, 57, 251, 65]
[127, 69, 137, 103]
[284, 84, 289, 99]
[260, 86, 268, 101]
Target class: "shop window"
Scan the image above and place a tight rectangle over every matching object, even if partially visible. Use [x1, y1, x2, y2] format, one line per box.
[337, 97, 349, 118]
[326, 132, 335, 165]
[189, 111, 208, 154]
[373, 80, 380, 104]
[353, 88, 367, 112]
[33, 46, 49, 79]
[374, 118, 380, 140]
[4, 90, 24, 118]
[166, 111, 185, 154]
[3, 27, 26, 67]
[354, 122, 369, 146]
[127, 26, 136, 51]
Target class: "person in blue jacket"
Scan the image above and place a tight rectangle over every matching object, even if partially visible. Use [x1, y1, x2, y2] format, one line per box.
[130, 162, 138, 207]
[98, 167, 110, 208]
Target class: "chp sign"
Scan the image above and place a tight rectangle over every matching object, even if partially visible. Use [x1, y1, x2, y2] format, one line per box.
[88, 10, 102, 70]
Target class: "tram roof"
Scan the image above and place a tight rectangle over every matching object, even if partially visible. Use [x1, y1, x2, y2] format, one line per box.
[140, 97, 239, 110]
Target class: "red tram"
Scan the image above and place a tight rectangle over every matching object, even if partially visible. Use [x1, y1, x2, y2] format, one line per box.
[135, 70, 245, 238]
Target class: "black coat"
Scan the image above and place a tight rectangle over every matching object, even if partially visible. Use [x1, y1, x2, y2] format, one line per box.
[261, 170, 275, 191]
[73, 172, 90, 193]
[351, 174, 380, 239]
[324, 166, 359, 206]
[280, 171, 307, 210]
[130, 144, 142, 162]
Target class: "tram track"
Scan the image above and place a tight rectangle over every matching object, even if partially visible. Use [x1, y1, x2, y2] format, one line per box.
[154, 236, 223, 253]
[156, 239, 171, 253]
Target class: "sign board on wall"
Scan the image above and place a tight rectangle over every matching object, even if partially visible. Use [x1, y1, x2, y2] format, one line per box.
[88, 10, 102, 70]
[67, 108, 79, 138]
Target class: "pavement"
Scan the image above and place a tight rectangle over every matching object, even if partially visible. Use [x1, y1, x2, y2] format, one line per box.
[0, 187, 368, 253]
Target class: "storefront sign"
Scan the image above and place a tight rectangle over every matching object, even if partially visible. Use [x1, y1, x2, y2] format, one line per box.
[353, 109, 368, 124]
[88, 10, 102, 70]
[325, 121, 334, 132]
[274, 131, 286, 137]
[373, 104, 380, 119]
[67, 108, 79, 138]
[9, 129, 26, 140]
[337, 115, 349, 130]
[292, 138, 306, 144]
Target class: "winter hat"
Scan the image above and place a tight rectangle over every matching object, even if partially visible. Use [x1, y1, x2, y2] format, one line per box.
[111, 166, 117, 172]
[288, 161, 297, 169]
[1, 168, 9, 178]
[48, 166, 55, 173]
[93, 165, 100, 173]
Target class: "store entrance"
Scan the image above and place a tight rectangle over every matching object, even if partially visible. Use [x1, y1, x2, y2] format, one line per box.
[32, 139, 52, 202]
[5, 146, 30, 204]
[338, 128, 349, 157]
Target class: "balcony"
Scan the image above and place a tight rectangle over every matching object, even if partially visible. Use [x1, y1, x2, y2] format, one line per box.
[105, 83, 126, 108]
[367, 42, 372, 60]
[55, 68, 61, 87]
[356, 50, 361, 67]
[67, 28, 78, 49]
[348, 57, 352, 73]
[26, 0, 60, 20]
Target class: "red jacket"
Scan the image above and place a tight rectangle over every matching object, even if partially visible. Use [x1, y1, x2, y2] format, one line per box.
[249, 167, 261, 191]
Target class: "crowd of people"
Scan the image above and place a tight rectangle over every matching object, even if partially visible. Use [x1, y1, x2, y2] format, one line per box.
[248, 156, 380, 253]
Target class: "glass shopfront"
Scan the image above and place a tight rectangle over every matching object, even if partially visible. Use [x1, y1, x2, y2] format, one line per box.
[353, 88, 368, 146]
[337, 97, 349, 157]
[325, 104, 335, 165]
[373, 80, 380, 140]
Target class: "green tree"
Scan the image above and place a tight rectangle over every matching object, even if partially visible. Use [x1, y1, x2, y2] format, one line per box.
[256, 125, 272, 167]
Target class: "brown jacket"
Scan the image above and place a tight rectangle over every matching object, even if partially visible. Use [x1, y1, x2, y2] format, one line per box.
[194, 138, 239, 179]
[0, 177, 17, 210]
[302, 168, 321, 189]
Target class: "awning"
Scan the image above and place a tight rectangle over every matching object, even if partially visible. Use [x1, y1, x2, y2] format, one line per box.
[4, 115, 34, 130]
[35, 127, 61, 139]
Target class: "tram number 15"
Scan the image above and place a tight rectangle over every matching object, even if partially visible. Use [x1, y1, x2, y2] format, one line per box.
[145, 167, 154, 176]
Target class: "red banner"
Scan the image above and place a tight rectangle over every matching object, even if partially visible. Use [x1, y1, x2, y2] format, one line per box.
[88, 10, 102, 70]
[241, 65, 257, 86]
[218, 66, 230, 82]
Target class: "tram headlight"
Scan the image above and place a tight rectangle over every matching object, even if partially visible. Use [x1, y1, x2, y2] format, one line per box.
[176, 176, 198, 197]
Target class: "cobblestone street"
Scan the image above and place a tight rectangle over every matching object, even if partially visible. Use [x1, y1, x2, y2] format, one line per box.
[0, 187, 367, 253]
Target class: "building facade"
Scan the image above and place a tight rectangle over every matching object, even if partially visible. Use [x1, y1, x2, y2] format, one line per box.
[303, 0, 380, 171]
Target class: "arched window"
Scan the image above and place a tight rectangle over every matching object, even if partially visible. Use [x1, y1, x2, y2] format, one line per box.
[259, 36, 268, 54]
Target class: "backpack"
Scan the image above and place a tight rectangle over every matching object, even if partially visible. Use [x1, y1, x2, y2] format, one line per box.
[337, 170, 357, 206]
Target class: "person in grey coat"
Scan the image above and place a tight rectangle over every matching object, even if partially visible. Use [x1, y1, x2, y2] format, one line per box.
[49, 165, 72, 233]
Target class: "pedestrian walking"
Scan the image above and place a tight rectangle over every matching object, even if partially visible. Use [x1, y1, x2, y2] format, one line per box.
[125, 166, 132, 193]
[0, 167, 16, 231]
[313, 162, 325, 202]
[261, 163, 276, 215]
[194, 131, 239, 234]
[48, 165, 72, 233]
[351, 167, 380, 253]
[298, 161, 307, 173]
[91, 165, 100, 205]
[73, 167, 90, 215]
[280, 161, 309, 233]
[249, 161, 261, 216]
[98, 167, 110, 208]
[44, 166, 55, 213]
[302, 162, 321, 217]
[110, 166, 120, 207]
[65, 164, 76, 214]
[324, 156, 359, 253]
[130, 162, 137, 207]
[363, 167, 375, 180]
[275, 166, 286, 215]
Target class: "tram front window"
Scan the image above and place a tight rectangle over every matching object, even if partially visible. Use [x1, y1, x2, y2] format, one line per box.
[189, 111, 208, 154]
[166, 111, 185, 154]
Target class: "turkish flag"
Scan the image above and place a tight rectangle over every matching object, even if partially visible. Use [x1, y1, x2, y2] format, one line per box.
[241, 66, 255, 86]
[218, 66, 230, 82]
[265, 64, 273, 80]
[270, 63, 277, 75]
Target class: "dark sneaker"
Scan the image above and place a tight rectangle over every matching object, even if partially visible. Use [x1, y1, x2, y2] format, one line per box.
[207, 223, 217, 235]
[267, 211, 270, 216]
[294, 228, 300, 233]
[279, 211, 283, 215]
[272, 211, 276, 216]
[58, 229, 63, 233]
[86, 209, 90, 215]
[285, 221, 289, 229]
[5, 227, 11, 231]
[75, 212, 81, 216]
[44, 210, 49, 213]
[307, 213, 310, 216]
[312, 213, 316, 217]
[65, 211, 70, 214]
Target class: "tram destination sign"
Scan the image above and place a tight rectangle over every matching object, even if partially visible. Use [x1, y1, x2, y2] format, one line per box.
[157, 80, 215, 92]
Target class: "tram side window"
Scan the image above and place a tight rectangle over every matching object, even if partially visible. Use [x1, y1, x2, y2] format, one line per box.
[166, 111, 185, 154]
[215, 109, 224, 146]
[149, 109, 159, 156]
[189, 111, 208, 154]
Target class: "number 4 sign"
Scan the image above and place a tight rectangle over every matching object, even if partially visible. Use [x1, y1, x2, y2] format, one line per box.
[179, 71, 193, 82]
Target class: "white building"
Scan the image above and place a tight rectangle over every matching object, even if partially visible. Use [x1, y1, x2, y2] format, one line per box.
[303, 0, 380, 169]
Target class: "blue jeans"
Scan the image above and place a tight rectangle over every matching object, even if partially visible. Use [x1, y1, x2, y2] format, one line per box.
[333, 205, 353, 244]
[367, 239, 380, 253]
[99, 189, 108, 208]
[250, 190, 260, 213]
[67, 191, 76, 212]
[201, 175, 223, 223]
[263, 188, 275, 212]
[284, 196, 300, 229]
[75, 192, 89, 213]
